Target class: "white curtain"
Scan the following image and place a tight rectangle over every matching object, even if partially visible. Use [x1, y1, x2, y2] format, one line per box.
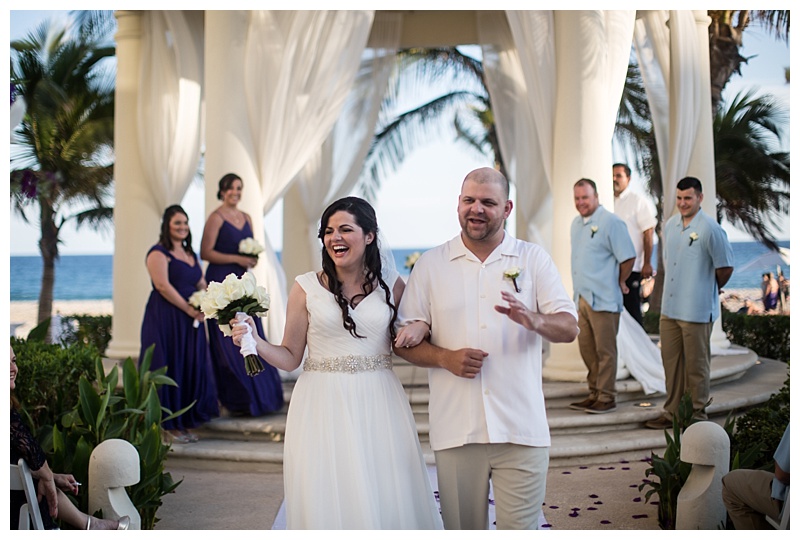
[241, 10, 374, 340]
[137, 11, 204, 212]
[479, 11, 554, 248]
[294, 12, 403, 267]
[634, 10, 704, 219]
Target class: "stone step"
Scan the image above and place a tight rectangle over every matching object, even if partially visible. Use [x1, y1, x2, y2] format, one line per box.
[166, 355, 786, 471]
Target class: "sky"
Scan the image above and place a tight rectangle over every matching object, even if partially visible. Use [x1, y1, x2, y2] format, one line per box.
[5, 7, 794, 257]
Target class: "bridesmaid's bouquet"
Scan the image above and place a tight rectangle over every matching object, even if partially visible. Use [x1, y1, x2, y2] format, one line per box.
[239, 237, 264, 259]
[200, 272, 270, 376]
[188, 290, 206, 328]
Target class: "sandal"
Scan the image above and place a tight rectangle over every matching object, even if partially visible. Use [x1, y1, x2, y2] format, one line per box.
[181, 430, 199, 443]
[164, 430, 192, 444]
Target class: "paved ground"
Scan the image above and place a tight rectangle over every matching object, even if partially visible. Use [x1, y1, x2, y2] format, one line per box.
[155, 456, 660, 530]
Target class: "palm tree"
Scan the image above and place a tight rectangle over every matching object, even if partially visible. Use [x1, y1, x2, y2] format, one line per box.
[10, 15, 116, 326]
[714, 90, 790, 251]
[360, 47, 501, 202]
[708, 10, 790, 114]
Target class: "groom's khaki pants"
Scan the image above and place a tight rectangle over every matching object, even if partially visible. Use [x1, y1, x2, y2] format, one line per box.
[434, 443, 548, 530]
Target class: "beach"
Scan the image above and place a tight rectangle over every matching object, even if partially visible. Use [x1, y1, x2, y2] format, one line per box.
[10, 288, 777, 341]
[10, 299, 114, 339]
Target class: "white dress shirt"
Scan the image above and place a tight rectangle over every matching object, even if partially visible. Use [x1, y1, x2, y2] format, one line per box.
[614, 187, 657, 272]
[397, 233, 577, 451]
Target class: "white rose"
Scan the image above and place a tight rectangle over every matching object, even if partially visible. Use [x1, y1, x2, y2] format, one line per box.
[222, 273, 244, 302]
[241, 271, 257, 299]
[188, 290, 205, 309]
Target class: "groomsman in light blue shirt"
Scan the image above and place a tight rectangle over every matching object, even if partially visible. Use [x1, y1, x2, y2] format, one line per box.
[645, 176, 734, 430]
[569, 178, 636, 414]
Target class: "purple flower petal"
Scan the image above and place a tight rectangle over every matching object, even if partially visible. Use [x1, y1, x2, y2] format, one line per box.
[620, 460, 630, 464]
[562, 471, 572, 474]
[541, 523, 552, 528]
[600, 520, 611, 525]
[549, 505, 559, 509]
[579, 466, 589, 469]
[589, 494, 599, 499]
[629, 484, 638, 488]
[632, 514, 649, 519]
[622, 467, 630, 470]
[569, 512, 579, 518]
[571, 507, 581, 511]
[587, 507, 597, 511]
[633, 497, 642, 502]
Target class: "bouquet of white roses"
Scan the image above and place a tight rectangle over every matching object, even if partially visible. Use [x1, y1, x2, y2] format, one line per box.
[200, 272, 270, 376]
[239, 237, 264, 259]
[188, 290, 206, 328]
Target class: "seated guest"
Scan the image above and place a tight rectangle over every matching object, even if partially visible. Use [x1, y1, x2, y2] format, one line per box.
[10, 346, 130, 530]
[722, 423, 790, 529]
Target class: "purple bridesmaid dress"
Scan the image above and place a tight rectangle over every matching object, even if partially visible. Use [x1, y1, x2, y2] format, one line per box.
[204, 219, 284, 416]
[140, 245, 219, 430]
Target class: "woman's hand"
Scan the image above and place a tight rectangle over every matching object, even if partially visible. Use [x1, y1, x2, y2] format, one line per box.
[395, 320, 430, 348]
[238, 255, 257, 269]
[231, 315, 257, 346]
[53, 473, 79, 495]
[191, 308, 205, 323]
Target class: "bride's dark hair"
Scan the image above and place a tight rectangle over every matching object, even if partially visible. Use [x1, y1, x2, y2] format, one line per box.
[318, 197, 397, 340]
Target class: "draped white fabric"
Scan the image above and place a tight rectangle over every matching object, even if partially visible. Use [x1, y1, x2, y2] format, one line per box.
[137, 11, 204, 212]
[294, 12, 402, 268]
[479, 11, 554, 248]
[633, 10, 704, 220]
[633, 10, 670, 187]
[241, 10, 374, 341]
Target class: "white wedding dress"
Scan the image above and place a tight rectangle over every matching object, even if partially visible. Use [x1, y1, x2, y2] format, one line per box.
[283, 271, 442, 529]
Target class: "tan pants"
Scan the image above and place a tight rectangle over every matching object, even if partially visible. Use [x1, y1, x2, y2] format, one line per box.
[722, 469, 782, 529]
[659, 315, 712, 418]
[577, 297, 620, 401]
[434, 443, 549, 530]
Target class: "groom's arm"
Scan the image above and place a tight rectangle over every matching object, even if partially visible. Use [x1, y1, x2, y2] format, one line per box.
[394, 339, 488, 379]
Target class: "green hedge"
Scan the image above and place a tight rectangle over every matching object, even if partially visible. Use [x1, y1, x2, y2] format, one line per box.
[641, 310, 789, 363]
[54, 314, 113, 356]
[10, 337, 99, 438]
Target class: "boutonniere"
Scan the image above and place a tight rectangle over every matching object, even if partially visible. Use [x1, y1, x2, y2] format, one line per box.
[591, 225, 599, 238]
[405, 251, 421, 271]
[504, 267, 523, 293]
[689, 232, 699, 246]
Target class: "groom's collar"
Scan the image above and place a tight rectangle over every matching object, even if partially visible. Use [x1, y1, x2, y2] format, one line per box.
[448, 233, 518, 263]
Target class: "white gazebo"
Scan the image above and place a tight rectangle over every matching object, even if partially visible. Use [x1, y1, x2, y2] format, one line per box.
[105, 10, 725, 381]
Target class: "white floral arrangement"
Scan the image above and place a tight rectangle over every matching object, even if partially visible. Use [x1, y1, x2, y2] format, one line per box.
[405, 251, 421, 271]
[591, 225, 599, 238]
[503, 266, 523, 293]
[239, 237, 264, 258]
[689, 232, 699, 246]
[188, 290, 206, 328]
[200, 272, 270, 376]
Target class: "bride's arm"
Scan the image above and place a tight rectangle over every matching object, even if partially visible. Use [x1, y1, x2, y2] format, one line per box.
[231, 282, 308, 372]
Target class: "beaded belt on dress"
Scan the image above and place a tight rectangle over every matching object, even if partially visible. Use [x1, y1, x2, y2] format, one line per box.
[303, 354, 392, 374]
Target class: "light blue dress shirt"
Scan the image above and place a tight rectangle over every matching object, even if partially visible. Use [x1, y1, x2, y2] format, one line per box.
[772, 423, 790, 501]
[662, 210, 735, 323]
[571, 205, 636, 313]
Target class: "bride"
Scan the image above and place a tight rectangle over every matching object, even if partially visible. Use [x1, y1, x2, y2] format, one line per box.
[232, 197, 442, 529]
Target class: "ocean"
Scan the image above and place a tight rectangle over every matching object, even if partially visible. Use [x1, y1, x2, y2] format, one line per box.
[9, 241, 790, 301]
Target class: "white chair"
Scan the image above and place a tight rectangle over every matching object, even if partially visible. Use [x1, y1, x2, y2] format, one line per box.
[766, 488, 790, 530]
[10, 458, 45, 530]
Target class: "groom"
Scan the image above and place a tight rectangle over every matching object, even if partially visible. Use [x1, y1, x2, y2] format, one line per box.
[395, 167, 578, 529]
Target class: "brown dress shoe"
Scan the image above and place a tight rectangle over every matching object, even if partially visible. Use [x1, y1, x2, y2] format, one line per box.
[585, 400, 617, 414]
[568, 396, 596, 411]
[645, 415, 674, 430]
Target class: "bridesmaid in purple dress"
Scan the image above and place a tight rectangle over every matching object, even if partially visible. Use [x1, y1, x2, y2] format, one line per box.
[200, 174, 284, 416]
[140, 205, 219, 443]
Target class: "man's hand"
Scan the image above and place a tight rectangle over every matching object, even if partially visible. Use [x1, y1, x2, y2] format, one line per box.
[619, 279, 630, 295]
[441, 348, 488, 379]
[641, 262, 654, 280]
[495, 291, 534, 330]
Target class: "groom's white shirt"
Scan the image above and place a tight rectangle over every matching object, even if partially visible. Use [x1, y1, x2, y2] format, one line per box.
[398, 233, 576, 451]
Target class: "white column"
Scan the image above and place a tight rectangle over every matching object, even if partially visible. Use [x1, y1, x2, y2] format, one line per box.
[543, 11, 633, 380]
[282, 184, 316, 285]
[204, 11, 279, 341]
[106, 11, 160, 361]
[685, 11, 730, 349]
